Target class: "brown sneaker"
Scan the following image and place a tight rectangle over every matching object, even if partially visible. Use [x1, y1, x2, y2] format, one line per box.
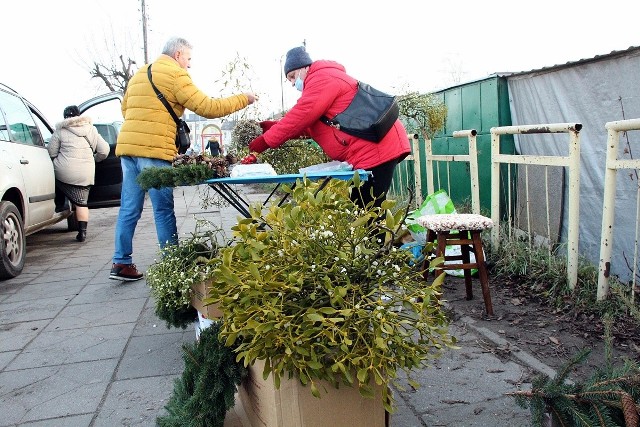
[109, 263, 144, 281]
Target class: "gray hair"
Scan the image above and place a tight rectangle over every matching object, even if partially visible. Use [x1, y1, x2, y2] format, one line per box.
[162, 37, 192, 56]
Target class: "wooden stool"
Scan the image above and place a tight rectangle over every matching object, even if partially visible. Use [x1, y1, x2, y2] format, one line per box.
[417, 213, 494, 316]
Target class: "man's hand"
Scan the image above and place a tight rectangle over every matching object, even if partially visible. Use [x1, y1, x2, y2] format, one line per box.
[248, 135, 269, 153]
[245, 93, 259, 105]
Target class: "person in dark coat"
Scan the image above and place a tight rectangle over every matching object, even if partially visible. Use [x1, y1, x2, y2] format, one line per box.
[206, 137, 221, 156]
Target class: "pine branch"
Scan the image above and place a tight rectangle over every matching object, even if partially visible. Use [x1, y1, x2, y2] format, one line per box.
[508, 346, 640, 427]
[157, 322, 247, 427]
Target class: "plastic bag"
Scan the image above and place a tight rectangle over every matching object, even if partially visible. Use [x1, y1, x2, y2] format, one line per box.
[442, 244, 481, 277]
[399, 242, 425, 266]
[405, 190, 480, 277]
[230, 163, 277, 178]
[299, 161, 353, 174]
[405, 190, 457, 244]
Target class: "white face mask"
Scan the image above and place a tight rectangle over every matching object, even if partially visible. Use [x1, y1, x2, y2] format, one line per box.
[294, 70, 304, 92]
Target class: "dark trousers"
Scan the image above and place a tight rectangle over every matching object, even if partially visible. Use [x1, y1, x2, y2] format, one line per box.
[54, 186, 67, 209]
[351, 157, 401, 209]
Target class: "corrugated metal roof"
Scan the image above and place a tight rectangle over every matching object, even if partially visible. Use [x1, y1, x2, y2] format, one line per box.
[504, 45, 640, 77]
[435, 45, 640, 92]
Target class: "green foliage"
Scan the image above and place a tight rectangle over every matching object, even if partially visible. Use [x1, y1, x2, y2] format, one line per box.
[398, 92, 447, 140]
[228, 119, 328, 174]
[229, 119, 261, 154]
[137, 164, 217, 191]
[146, 222, 224, 329]
[486, 231, 632, 320]
[259, 139, 329, 175]
[157, 322, 248, 427]
[509, 322, 640, 427]
[212, 52, 261, 121]
[205, 176, 456, 413]
[154, 304, 198, 331]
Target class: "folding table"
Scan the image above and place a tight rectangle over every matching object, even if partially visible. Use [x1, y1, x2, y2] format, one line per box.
[204, 170, 371, 219]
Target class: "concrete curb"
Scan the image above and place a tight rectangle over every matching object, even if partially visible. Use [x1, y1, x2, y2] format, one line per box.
[459, 314, 558, 379]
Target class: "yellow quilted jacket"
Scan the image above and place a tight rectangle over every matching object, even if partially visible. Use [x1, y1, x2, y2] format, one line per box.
[116, 54, 249, 161]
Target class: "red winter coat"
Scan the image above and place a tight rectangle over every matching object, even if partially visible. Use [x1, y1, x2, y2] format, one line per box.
[262, 60, 410, 170]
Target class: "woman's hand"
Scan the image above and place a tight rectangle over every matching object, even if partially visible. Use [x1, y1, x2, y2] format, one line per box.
[248, 135, 269, 153]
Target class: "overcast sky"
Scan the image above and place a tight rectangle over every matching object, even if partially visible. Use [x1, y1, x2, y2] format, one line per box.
[2, 0, 638, 123]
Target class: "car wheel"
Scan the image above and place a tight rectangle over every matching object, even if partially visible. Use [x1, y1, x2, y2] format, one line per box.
[0, 201, 26, 279]
[67, 210, 78, 232]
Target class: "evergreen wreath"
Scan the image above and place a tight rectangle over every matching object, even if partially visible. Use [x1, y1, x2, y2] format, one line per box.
[157, 322, 248, 427]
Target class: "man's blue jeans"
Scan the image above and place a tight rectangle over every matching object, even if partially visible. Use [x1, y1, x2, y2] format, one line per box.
[112, 156, 177, 265]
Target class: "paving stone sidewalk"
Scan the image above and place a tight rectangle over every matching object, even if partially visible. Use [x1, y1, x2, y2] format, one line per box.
[0, 184, 547, 426]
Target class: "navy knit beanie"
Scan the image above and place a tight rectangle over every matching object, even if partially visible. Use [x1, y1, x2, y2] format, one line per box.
[284, 46, 312, 75]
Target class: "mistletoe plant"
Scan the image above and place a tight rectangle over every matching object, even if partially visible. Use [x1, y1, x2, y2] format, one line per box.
[146, 221, 224, 329]
[397, 91, 448, 141]
[229, 119, 328, 174]
[204, 175, 456, 413]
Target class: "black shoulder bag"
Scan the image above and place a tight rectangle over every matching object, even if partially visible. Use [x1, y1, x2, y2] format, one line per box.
[147, 65, 191, 154]
[320, 81, 399, 143]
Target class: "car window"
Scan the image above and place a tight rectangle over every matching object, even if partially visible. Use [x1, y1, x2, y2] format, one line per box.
[94, 123, 118, 146]
[0, 89, 43, 146]
[0, 110, 9, 141]
[30, 110, 52, 145]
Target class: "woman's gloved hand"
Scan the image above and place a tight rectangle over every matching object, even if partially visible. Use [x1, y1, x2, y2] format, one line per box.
[248, 135, 269, 153]
[259, 120, 278, 133]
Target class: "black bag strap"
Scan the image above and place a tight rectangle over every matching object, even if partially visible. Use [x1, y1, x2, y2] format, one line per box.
[82, 135, 97, 154]
[147, 65, 181, 126]
[320, 115, 335, 127]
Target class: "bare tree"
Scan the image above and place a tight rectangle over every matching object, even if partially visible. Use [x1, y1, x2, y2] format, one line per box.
[76, 1, 146, 94]
[89, 55, 136, 93]
[398, 91, 448, 141]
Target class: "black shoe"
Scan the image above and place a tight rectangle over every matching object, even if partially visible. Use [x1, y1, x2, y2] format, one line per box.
[109, 263, 144, 281]
[76, 221, 87, 242]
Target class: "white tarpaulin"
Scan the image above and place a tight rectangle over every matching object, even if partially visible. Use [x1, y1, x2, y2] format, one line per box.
[506, 47, 640, 282]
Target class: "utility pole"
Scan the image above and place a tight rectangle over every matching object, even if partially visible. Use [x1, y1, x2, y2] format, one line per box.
[279, 55, 284, 115]
[142, 0, 149, 64]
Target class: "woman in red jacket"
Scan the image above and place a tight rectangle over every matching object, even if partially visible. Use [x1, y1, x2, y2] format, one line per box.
[249, 46, 411, 209]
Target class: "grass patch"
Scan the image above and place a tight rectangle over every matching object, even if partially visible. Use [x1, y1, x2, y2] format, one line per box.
[486, 230, 636, 323]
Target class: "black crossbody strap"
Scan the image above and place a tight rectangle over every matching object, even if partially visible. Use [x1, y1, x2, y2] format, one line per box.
[82, 135, 97, 154]
[147, 65, 181, 126]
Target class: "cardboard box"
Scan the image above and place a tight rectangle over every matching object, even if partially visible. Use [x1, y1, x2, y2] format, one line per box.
[190, 279, 223, 320]
[239, 359, 387, 427]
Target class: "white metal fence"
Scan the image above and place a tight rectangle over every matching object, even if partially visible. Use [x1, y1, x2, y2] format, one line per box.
[491, 123, 582, 290]
[425, 129, 481, 215]
[597, 118, 640, 300]
[398, 120, 640, 300]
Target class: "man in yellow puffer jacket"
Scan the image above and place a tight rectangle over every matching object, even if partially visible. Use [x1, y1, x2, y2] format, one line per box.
[109, 37, 258, 282]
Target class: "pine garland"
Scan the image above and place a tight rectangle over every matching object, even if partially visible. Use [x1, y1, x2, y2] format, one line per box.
[137, 154, 232, 191]
[155, 304, 198, 330]
[157, 322, 248, 427]
[509, 348, 640, 426]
